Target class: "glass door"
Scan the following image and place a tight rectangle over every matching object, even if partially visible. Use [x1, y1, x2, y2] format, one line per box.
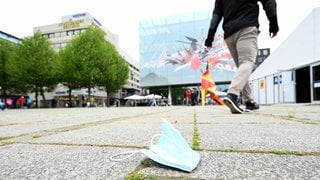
[312, 63, 320, 102]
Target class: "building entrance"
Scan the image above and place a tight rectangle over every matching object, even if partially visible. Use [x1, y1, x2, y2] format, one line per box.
[296, 66, 311, 103]
[312, 64, 320, 102]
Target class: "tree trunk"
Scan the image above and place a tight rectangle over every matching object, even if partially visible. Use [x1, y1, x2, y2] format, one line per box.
[40, 88, 47, 108]
[68, 89, 72, 108]
[35, 86, 39, 108]
[88, 87, 91, 107]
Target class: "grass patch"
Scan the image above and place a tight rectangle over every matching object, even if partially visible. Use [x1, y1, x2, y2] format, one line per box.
[126, 159, 156, 180]
[192, 109, 200, 151]
[254, 113, 319, 125]
[205, 148, 320, 156]
[32, 134, 42, 138]
[0, 142, 14, 146]
[0, 136, 16, 141]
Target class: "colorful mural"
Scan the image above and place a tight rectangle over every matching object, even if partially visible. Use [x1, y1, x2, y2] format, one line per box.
[139, 11, 236, 87]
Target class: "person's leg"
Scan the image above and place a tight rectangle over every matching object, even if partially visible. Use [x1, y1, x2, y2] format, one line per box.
[227, 26, 258, 98]
[224, 26, 258, 113]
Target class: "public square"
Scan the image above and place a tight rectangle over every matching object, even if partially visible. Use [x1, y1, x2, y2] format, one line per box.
[0, 104, 320, 179]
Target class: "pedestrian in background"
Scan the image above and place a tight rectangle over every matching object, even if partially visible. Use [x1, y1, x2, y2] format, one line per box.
[0, 99, 5, 111]
[26, 97, 33, 108]
[205, 0, 279, 113]
[6, 98, 13, 109]
[185, 90, 191, 106]
[17, 96, 26, 109]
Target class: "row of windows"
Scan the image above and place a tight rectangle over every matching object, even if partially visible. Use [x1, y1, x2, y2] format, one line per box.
[51, 43, 68, 50]
[258, 48, 270, 56]
[42, 29, 86, 39]
[129, 64, 139, 72]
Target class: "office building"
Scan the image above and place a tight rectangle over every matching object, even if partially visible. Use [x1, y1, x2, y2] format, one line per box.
[34, 12, 140, 107]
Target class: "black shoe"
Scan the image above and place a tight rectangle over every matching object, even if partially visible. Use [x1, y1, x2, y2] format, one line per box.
[245, 100, 260, 112]
[223, 94, 243, 114]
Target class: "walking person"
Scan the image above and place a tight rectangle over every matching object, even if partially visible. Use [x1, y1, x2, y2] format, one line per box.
[150, 95, 157, 107]
[6, 98, 13, 109]
[0, 99, 5, 111]
[204, 0, 279, 113]
[17, 96, 26, 109]
[26, 97, 33, 108]
[185, 90, 191, 106]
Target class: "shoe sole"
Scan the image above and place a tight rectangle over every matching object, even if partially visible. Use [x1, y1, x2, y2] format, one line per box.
[223, 98, 243, 114]
[244, 108, 260, 112]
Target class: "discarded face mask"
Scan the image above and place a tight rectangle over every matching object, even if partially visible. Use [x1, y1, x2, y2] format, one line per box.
[110, 118, 201, 172]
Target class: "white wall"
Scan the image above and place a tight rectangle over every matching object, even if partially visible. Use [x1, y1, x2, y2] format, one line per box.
[251, 71, 295, 104]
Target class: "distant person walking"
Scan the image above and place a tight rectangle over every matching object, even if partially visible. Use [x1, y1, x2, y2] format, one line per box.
[205, 0, 279, 113]
[150, 95, 157, 106]
[26, 97, 33, 108]
[6, 98, 13, 108]
[0, 99, 5, 111]
[185, 90, 191, 106]
[17, 96, 26, 109]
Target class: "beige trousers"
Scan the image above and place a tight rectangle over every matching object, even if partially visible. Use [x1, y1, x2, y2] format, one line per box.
[225, 26, 258, 103]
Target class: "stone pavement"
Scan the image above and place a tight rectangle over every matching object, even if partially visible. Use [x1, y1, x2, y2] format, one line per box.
[0, 104, 320, 179]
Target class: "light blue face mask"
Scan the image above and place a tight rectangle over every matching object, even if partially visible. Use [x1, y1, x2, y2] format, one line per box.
[110, 118, 201, 172]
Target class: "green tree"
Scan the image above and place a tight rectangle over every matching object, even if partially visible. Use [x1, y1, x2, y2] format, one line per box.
[57, 25, 129, 106]
[8, 31, 58, 107]
[54, 41, 82, 107]
[101, 54, 129, 93]
[0, 39, 16, 96]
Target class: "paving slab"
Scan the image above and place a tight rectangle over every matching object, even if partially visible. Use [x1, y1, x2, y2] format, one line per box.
[0, 104, 319, 179]
[140, 151, 320, 179]
[0, 144, 144, 180]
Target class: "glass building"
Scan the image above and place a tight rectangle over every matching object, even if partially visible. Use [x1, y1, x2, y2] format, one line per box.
[0, 31, 20, 43]
[139, 11, 236, 91]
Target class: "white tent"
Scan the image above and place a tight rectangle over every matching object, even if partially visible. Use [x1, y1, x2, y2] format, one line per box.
[249, 7, 320, 104]
[124, 94, 144, 100]
[250, 7, 320, 80]
[144, 94, 163, 99]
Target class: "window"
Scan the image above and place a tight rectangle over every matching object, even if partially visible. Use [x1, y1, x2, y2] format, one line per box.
[67, 30, 74, 36]
[263, 49, 270, 56]
[49, 33, 55, 38]
[55, 32, 61, 38]
[61, 31, 67, 37]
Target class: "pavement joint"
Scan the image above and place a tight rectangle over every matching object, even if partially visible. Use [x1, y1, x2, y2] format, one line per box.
[1, 105, 320, 179]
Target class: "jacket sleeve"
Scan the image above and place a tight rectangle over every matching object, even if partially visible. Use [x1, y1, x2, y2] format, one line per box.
[260, 0, 279, 34]
[205, 13, 222, 47]
[260, 0, 277, 21]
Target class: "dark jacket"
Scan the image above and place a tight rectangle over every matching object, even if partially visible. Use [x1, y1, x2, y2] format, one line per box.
[205, 0, 278, 45]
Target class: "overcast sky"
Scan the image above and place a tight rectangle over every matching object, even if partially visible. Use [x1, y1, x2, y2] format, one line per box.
[1, 0, 320, 61]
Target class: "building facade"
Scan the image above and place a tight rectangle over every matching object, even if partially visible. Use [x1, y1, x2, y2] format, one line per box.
[0, 31, 21, 43]
[0, 31, 21, 105]
[250, 8, 320, 104]
[34, 12, 140, 107]
[139, 11, 235, 92]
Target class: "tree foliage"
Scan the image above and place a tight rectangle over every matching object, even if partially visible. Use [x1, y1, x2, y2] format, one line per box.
[0, 39, 16, 95]
[56, 25, 129, 105]
[8, 31, 57, 107]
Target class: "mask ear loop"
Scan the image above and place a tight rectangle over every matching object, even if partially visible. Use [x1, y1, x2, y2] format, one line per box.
[109, 150, 141, 161]
[109, 133, 163, 161]
[109, 133, 183, 161]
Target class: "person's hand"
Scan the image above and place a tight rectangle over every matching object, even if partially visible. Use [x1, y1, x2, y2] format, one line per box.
[270, 32, 277, 38]
[204, 38, 213, 48]
[269, 16, 279, 38]
[204, 38, 213, 52]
